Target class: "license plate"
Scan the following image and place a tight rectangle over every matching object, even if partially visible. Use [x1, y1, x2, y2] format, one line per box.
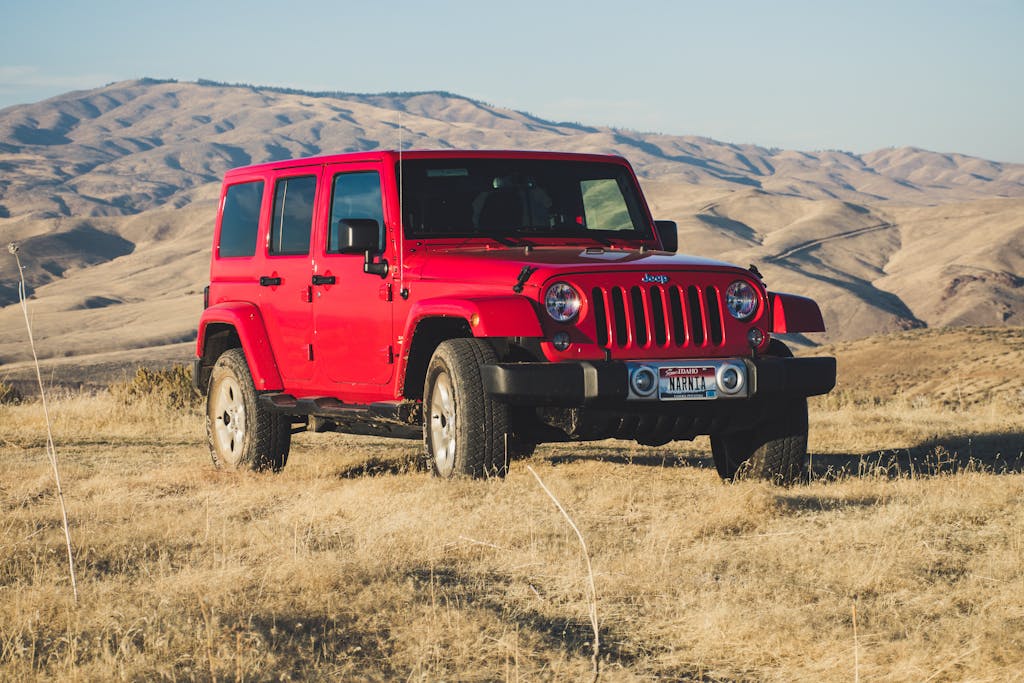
[659, 366, 717, 400]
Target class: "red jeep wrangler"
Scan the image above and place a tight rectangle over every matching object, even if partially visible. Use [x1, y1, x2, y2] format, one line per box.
[193, 150, 835, 483]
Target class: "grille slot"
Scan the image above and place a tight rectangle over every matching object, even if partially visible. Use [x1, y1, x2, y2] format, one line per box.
[630, 287, 648, 346]
[687, 286, 705, 346]
[611, 287, 627, 346]
[591, 283, 726, 351]
[649, 287, 667, 346]
[706, 286, 724, 346]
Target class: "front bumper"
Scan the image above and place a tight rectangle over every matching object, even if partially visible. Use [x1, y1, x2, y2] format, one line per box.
[481, 355, 836, 406]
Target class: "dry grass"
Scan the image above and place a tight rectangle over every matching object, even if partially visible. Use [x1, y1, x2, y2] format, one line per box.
[2, 331, 1023, 681]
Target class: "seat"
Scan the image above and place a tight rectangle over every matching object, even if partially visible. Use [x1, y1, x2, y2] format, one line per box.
[478, 189, 523, 230]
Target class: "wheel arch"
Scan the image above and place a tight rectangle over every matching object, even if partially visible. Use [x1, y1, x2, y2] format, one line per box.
[400, 317, 474, 401]
[196, 302, 284, 392]
[398, 296, 545, 400]
[768, 292, 826, 334]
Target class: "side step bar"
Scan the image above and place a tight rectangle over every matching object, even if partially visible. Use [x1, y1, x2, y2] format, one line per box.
[259, 394, 422, 439]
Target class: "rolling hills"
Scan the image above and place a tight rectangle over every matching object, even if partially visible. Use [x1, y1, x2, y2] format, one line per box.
[1, 78, 1022, 370]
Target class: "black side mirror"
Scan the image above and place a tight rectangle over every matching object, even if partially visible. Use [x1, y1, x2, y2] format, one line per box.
[655, 220, 678, 252]
[336, 219, 380, 253]
[336, 218, 389, 278]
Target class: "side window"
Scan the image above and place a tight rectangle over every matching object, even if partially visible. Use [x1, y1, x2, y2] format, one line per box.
[329, 171, 384, 252]
[580, 178, 632, 231]
[218, 181, 263, 257]
[269, 175, 317, 255]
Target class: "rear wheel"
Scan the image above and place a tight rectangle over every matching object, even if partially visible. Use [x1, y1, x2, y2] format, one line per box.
[423, 339, 509, 478]
[206, 348, 291, 472]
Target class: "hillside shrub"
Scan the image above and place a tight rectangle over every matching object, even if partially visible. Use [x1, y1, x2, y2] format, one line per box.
[0, 379, 22, 405]
[109, 365, 200, 410]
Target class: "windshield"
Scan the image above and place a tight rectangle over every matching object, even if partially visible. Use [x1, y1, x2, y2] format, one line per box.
[399, 159, 652, 240]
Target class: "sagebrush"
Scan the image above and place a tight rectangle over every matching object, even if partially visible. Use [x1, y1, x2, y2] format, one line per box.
[108, 365, 200, 410]
[0, 379, 21, 405]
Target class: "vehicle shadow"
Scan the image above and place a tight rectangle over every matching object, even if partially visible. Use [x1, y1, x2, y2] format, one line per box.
[541, 431, 1024, 480]
[335, 454, 420, 478]
[809, 431, 1024, 479]
[546, 450, 715, 470]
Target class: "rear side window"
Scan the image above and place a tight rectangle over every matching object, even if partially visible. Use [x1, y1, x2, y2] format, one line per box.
[269, 175, 317, 255]
[218, 181, 263, 257]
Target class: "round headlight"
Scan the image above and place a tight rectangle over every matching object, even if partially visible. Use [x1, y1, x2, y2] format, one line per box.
[725, 280, 759, 320]
[545, 282, 581, 322]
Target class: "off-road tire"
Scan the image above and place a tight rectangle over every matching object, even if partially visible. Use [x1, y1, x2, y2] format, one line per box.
[423, 339, 509, 478]
[710, 397, 808, 485]
[709, 339, 809, 485]
[206, 348, 291, 472]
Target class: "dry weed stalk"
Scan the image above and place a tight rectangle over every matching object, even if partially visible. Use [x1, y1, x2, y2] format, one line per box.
[852, 601, 860, 683]
[7, 242, 79, 603]
[196, 595, 217, 683]
[526, 465, 600, 682]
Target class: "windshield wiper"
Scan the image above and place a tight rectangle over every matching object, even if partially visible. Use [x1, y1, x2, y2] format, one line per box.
[579, 233, 614, 247]
[488, 234, 518, 247]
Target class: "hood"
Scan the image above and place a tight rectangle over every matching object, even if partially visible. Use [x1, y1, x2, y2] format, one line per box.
[406, 245, 746, 291]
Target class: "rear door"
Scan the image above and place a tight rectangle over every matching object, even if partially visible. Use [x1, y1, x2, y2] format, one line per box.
[258, 167, 320, 384]
[313, 161, 395, 387]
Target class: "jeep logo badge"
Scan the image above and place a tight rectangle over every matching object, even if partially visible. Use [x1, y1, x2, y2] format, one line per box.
[641, 273, 670, 284]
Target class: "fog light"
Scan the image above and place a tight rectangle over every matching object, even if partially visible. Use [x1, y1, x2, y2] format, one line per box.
[631, 366, 657, 397]
[747, 328, 765, 349]
[552, 331, 571, 351]
[716, 363, 746, 396]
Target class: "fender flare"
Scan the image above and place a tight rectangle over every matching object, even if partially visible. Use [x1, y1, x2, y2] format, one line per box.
[396, 296, 545, 398]
[196, 302, 284, 391]
[769, 292, 826, 334]
[403, 296, 544, 341]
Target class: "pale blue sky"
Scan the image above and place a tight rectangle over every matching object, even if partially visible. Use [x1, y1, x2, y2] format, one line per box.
[2, 0, 1022, 162]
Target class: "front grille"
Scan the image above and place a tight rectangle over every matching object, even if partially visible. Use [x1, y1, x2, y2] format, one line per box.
[592, 284, 725, 350]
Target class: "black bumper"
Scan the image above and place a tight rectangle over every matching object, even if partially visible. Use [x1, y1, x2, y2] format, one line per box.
[481, 356, 836, 406]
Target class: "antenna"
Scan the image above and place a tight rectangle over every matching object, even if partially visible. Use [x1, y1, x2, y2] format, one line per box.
[398, 109, 403, 231]
[397, 108, 406, 297]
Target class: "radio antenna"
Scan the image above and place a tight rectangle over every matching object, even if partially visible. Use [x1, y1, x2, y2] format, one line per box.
[398, 108, 403, 230]
[397, 107, 405, 297]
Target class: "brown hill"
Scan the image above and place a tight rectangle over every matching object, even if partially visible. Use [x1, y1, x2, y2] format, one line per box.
[0, 78, 1022, 366]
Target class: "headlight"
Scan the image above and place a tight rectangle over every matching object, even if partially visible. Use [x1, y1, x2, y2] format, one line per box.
[544, 282, 581, 322]
[725, 280, 759, 320]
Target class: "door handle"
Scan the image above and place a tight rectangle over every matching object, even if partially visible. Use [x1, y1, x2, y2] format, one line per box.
[312, 274, 336, 286]
[259, 276, 282, 286]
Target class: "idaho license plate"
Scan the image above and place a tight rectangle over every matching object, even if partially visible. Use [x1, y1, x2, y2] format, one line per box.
[659, 366, 717, 400]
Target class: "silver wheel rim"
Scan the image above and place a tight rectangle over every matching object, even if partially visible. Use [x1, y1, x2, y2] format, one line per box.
[429, 371, 456, 476]
[211, 376, 246, 467]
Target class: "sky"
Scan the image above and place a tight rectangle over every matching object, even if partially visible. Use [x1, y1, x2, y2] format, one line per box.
[1, 0, 1022, 162]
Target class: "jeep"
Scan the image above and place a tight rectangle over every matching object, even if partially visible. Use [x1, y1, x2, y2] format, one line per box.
[193, 150, 836, 483]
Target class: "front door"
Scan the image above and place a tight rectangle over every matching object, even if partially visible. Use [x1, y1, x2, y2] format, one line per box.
[313, 163, 394, 387]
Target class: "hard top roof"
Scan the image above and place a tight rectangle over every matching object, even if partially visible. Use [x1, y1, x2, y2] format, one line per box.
[222, 149, 632, 178]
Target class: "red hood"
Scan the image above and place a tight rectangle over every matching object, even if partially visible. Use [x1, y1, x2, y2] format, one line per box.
[405, 245, 747, 293]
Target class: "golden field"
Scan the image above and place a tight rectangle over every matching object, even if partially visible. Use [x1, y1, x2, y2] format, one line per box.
[1, 328, 1023, 682]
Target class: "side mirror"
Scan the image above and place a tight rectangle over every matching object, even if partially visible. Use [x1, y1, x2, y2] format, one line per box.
[655, 220, 678, 252]
[335, 219, 381, 253]
[336, 218, 389, 278]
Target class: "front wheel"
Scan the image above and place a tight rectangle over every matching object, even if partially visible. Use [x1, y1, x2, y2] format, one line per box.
[206, 348, 291, 472]
[423, 339, 509, 479]
[710, 396, 808, 485]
